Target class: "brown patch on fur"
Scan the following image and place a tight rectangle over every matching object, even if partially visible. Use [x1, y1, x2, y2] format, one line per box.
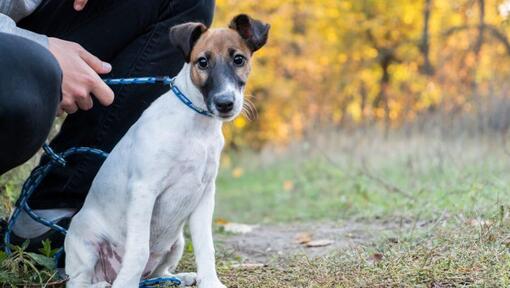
[94, 241, 122, 284]
[189, 28, 252, 87]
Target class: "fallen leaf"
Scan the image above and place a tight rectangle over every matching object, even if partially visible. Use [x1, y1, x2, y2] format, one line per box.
[371, 253, 384, 263]
[232, 167, 244, 178]
[295, 232, 313, 244]
[467, 218, 492, 227]
[222, 223, 258, 234]
[215, 218, 229, 225]
[283, 180, 294, 191]
[304, 239, 334, 248]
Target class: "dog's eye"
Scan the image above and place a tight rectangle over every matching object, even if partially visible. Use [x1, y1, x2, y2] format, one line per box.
[233, 55, 246, 67]
[197, 57, 208, 70]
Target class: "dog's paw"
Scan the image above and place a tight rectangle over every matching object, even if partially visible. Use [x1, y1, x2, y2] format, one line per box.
[175, 272, 197, 286]
[91, 281, 112, 288]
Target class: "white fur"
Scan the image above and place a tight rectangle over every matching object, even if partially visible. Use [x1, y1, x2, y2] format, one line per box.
[65, 63, 228, 288]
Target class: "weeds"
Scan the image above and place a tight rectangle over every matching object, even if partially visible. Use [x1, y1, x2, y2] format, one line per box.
[0, 240, 64, 288]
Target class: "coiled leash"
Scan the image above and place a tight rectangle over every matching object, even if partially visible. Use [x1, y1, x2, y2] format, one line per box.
[2, 76, 212, 287]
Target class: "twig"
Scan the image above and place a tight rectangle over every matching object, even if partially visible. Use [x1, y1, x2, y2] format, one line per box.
[318, 147, 414, 200]
[359, 159, 415, 200]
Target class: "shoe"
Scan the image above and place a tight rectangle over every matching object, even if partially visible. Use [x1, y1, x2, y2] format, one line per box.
[10, 209, 75, 253]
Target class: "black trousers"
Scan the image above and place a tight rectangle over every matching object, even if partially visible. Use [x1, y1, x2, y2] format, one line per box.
[1, 0, 214, 209]
[0, 34, 62, 175]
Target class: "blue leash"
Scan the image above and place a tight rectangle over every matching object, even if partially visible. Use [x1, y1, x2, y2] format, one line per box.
[104, 76, 213, 117]
[2, 76, 203, 287]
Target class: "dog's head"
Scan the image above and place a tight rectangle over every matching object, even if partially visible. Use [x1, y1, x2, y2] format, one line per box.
[169, 14, 270, 121]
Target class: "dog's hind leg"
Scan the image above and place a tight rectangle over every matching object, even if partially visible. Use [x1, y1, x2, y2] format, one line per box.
[65, 230, 100, 288]
[149, 231, 197, 286]
[154, 231, 185, 274]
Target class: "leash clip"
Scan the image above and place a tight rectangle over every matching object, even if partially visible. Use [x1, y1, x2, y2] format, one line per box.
[160, 76, 174, 86]
[42, 144, 66, 167]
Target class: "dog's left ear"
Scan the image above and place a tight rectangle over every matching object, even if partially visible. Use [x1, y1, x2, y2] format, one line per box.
[169, 22, 207, 62]
[229, 14, 270, 53]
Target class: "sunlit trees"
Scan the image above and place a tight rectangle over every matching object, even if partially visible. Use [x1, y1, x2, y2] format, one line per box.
[215, 0, 510, 148]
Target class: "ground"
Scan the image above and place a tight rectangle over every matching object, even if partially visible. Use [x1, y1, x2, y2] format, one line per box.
[1, 131, 510, 287]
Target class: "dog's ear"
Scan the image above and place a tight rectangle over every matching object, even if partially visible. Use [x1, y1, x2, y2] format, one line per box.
[229, 14, 270, 53]
[169, 22, 207, 62]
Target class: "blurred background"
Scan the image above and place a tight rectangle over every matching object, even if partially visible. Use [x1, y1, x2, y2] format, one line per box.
[206, 0, 510, 224]
[217, 0, 510, 148]
[2, 1, 510, 286]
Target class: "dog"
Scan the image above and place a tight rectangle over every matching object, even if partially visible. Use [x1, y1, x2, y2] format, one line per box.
[64, 14, 269, 288]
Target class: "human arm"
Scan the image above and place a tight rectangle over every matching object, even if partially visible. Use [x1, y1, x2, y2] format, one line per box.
[48, 37, 114, 114]
[1, 0, 113, 114]
[0, 13, 47, 47]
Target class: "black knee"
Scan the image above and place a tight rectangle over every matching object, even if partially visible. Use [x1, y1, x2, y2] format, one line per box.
[0, 33, 62, 105]
[0, 33, 62, 174]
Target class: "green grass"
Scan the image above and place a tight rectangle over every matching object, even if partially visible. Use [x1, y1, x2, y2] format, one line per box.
[1, 131, 510, 287]
[216, 134, 510, 223]
[206, 133, 510, 287]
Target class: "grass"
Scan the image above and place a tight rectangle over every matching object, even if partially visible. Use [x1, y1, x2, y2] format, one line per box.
[1, 130, 510, 287]
[209, 131, 510, 287]
[212, 213, 510, 287]
[216, 132, 510, 223]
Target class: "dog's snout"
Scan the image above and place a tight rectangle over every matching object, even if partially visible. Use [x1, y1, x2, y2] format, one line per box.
[214, 95, 234, 113]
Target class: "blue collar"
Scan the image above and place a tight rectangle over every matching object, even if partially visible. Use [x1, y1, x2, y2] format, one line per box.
[167, 78, 213, 118]
[102, 76, 213, 118]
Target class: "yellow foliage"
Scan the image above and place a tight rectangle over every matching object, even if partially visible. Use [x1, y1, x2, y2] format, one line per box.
[212, 0, 510, 148]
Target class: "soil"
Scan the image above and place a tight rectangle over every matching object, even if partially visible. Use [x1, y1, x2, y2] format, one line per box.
[216, 219, 419, 263]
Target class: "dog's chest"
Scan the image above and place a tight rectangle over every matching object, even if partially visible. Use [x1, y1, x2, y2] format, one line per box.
[149, 140, 220, 244]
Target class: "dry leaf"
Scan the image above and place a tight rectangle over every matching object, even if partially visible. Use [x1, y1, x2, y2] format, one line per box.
[467, 218, 492, 227]
[232, 167, 244, 178]
[304, 239, 334, 248]
[215, 218, 229, 225]
[222, 223, 257, 234]
[371, 253, 384, 263]
[295, 232, 313, 244]
[283, 180, 294, 191]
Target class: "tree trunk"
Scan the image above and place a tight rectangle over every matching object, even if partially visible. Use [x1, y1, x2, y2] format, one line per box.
[474, 0, 485, 134]
[420, 0, 434, 75]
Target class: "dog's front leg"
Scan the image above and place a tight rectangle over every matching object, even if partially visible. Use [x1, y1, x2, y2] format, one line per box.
[189, 183, 226, 288]
[112, 181, 157, 288]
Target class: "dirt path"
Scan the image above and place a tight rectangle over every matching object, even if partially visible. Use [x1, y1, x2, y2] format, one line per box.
[216, 220, 416, 263]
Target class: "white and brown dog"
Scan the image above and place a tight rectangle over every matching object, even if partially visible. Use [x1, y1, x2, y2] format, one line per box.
[64, 14, 269, 288]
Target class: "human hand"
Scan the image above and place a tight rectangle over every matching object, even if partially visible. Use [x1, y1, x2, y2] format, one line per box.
[48, 37, 114, 114]
[73, 0, 88, 11]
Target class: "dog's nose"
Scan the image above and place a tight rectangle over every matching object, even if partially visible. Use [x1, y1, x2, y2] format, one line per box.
[214, 95, 234, 113]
